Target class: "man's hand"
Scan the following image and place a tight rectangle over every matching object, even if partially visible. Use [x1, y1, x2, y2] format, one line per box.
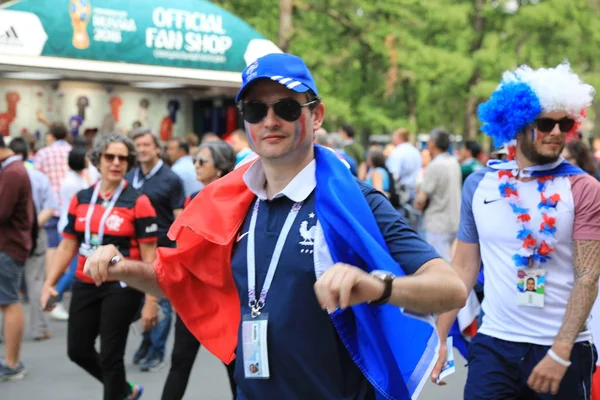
[83, 245, 124, 286]
[141, 300, 159, 332]
[430, 339, 449, 385]
[314, 263, 385, 311]
[527, 345, 571, 395]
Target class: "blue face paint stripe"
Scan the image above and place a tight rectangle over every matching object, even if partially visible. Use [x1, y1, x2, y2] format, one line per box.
[244, 121, 255, 146]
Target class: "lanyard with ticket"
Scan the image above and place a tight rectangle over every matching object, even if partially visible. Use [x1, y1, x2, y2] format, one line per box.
[242, 198, 303, 380]
[246, 199, 303, 318]
[132, 159, 163, 189]
[84, 179, 126, 247]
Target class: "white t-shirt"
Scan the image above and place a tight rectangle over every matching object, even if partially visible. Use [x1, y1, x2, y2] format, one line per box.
[459, 166, 600, 345]
[57, 169, 96, 233]
[385, 142, 422, 189]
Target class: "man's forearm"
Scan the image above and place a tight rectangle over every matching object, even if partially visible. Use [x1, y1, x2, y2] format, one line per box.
[388, 259, 467, 314]
[38, 209, 54, 227]
[435, 241, 482, 339]
[555, 240, 600, 349]
[117, 259, 165, 298]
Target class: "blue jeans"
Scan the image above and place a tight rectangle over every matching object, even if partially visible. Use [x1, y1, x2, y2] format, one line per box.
[141, 298, 173, 358]
[56, 256, 78, 301]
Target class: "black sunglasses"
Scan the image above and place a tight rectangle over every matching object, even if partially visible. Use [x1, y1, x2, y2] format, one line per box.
[238, 98, 318, 124]
[535, 117, 575, 133]
[102, 153, 128, 163]
[193, 156, 211, 166]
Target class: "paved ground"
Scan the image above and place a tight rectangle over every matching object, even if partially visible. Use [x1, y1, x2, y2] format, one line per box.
[1, 304, 467, 399]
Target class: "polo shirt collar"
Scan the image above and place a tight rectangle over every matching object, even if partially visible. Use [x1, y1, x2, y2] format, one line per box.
[243, 159, 316, 202]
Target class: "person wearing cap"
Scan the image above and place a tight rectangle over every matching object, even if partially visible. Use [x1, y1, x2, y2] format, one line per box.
[431, 62, 600, 399]
[83, 53, 467, 400]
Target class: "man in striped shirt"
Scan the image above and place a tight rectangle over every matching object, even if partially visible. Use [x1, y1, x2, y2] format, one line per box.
[34, 123, 72, 282]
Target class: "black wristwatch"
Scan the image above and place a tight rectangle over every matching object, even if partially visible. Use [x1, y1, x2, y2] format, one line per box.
[369, 270, 395, 306]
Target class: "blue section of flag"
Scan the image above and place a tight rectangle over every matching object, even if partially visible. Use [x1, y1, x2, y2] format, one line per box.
[448, 321, 469, 360]
[314, 146, 437, 400]
[530, 161, 586, 177]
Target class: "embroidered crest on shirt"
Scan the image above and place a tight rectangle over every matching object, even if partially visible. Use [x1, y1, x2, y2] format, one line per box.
[299, 212, 316, 254]
[105, 214, 125, 232]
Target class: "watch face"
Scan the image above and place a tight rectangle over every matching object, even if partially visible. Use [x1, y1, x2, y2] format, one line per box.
[371, 270, 394, 280]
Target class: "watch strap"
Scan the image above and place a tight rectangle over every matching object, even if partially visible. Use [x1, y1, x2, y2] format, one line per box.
[369, 272, 394, 306]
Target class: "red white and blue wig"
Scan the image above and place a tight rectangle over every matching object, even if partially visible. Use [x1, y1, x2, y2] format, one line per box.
[478, 62, 595, 149]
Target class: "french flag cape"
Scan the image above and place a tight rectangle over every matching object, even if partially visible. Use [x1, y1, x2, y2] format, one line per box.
[448, 157, 586, 359]
[155, 145, 439, 400]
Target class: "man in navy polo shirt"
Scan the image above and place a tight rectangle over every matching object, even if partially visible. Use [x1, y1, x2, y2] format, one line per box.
[85, 53, 467, 399]
[126, 128, 185, 373]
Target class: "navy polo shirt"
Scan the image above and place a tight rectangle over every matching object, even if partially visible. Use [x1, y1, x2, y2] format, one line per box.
[231, 161, 440, 399]
[126, 162, 185, 248]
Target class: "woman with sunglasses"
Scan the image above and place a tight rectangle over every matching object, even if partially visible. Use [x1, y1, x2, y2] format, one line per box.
[161, 140, 237, 400]
[41, 134, 158, 400]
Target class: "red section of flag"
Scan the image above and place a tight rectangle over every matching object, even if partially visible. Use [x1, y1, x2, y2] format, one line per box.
[155, 162, 255, 364]
[463, 319, 478, 340]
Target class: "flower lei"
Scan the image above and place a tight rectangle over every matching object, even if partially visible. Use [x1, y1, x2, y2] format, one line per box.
[498, 170, 560, 268]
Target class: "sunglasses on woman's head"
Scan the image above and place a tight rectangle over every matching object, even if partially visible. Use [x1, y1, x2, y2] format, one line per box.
[102, 153, 128, 163]
[535, 117, 575, 133]
[238, 98, 318, 124]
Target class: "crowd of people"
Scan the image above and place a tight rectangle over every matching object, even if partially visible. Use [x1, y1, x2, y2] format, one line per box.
[0, 123, 248, 398]
[1, 52, 600, 400]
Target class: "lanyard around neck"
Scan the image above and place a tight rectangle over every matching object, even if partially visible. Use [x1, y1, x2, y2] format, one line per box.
[133, 159, 163, 189]
[246, 199, 303, 318]
[84, 179, 126, 246]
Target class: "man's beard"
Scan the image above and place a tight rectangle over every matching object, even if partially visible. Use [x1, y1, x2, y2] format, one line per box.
[519, 136, 564, 165]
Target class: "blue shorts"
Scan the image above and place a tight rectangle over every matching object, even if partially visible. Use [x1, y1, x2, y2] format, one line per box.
[0, 251, 25, 306]
[45, 216, 60, 248]
[465, 333, 596, 400]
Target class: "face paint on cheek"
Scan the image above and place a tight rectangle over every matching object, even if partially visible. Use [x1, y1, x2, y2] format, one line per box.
[294, 114, 308, 148]
[244, 121, 258, 146]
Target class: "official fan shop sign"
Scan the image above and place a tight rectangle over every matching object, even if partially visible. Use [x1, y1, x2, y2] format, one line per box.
[0, 0, 280, 72]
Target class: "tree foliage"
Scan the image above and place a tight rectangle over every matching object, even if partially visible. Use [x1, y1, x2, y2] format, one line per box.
[3, 0, 598, 142]
[214, 0, 600, 143]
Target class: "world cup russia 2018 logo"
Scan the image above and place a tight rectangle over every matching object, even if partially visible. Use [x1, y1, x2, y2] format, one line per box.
[69, 0, 92, 50]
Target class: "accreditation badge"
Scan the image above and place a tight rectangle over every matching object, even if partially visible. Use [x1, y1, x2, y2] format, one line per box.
[517, 268, 546, 308]
[242, 313, 270, 379]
